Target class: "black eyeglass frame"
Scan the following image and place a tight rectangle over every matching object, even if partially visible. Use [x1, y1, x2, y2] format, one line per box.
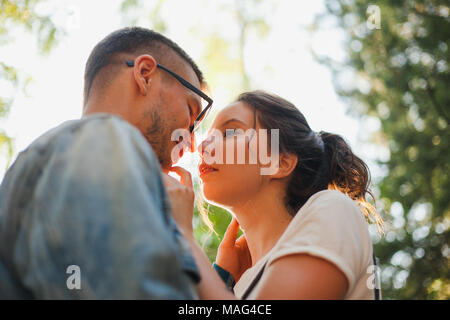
[126, 60, 213, 132]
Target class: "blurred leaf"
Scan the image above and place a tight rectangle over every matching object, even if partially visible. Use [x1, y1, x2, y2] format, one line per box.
[0, 0, 63, 163]
[316, 0, 450, 299]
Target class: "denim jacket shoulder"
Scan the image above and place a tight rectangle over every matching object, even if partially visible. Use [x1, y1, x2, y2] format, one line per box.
[0, 113, 200, 299]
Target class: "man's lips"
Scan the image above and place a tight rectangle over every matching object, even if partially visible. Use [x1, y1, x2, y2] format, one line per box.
[179, 146, 184, 158]
[198, 163, 218, 176]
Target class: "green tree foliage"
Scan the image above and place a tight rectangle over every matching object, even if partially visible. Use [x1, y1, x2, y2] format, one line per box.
[317, 0, 449, 299]
[120, 0, 168, 32]
[0, 0, 62, 165]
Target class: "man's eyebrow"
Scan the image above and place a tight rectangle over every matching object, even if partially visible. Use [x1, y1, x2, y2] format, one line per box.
[220, 118, 248, 127]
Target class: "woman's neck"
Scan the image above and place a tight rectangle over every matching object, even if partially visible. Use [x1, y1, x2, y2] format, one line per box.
[231, 187, 293, 266]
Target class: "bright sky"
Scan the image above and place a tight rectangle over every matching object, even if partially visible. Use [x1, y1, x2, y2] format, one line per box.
[0, 0, 387, 184]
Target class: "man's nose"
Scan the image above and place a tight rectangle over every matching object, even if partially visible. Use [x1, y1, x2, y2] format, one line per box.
[198, 135, 215, 158]
[189, 133, 197, 153]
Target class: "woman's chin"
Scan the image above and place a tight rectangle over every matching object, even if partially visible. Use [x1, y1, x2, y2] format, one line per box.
[199, 170, 248, 208]
[200, 183, 230, 207]
[200, 183, 218, 202]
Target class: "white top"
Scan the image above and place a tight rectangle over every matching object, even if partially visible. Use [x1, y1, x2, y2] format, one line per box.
[233, 190, 376, 300]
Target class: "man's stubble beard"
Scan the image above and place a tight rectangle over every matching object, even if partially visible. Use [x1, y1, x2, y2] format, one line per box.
[141, 105, 173, 171]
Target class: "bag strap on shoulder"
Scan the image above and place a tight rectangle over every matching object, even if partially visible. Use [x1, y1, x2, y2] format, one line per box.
[373, 253, 381, 300]
[241, 261, 268, 300]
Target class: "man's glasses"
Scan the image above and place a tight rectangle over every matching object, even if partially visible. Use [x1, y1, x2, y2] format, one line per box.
[126, 60, 213, 133]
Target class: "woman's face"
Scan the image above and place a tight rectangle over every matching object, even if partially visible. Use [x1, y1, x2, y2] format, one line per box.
[198, 101, 266, 208]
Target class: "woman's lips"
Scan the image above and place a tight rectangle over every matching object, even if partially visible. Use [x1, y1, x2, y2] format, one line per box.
[172, 141, 184, 159]
[198, 163, 218, 177]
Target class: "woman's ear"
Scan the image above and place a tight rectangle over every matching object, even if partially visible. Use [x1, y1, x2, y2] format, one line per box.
[133, 54, 157, 96]
[270, 152, 298, 180]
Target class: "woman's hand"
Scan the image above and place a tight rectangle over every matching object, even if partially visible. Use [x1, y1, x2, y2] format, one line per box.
[162, 166, 195, 236]
[216, 218, 252, 282]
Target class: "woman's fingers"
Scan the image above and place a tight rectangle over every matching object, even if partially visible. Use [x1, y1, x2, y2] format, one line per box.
[222, 218, 240, 246]
[162, 173, 179, 188]
[236, 234, 248, 249]
[169, 166, 193, 189]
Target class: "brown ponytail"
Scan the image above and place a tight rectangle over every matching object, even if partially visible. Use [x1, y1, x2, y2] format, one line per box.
[237, 91, 384, 233]
[319, 132, 384, 232]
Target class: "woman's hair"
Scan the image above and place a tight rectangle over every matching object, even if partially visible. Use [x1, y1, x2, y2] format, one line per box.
[237, 90, 384, 232]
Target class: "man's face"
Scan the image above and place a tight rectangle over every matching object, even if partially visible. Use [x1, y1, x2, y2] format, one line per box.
[135, 59, 203, 171]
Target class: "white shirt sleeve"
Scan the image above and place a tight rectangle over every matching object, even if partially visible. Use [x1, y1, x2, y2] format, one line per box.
[266, 190, 373, 294]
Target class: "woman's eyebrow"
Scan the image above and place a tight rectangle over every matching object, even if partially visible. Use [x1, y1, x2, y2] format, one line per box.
[220, 118, 248, 127]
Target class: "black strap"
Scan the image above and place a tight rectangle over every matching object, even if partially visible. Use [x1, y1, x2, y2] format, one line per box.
[373, 253, 381, 300]
[241, 262, 268, 300]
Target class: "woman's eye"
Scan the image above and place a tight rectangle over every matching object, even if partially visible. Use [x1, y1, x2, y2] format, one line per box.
[223, 129, 238, 138]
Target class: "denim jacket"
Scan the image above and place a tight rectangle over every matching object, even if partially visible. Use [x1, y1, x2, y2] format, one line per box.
[0, 113, 200, 299]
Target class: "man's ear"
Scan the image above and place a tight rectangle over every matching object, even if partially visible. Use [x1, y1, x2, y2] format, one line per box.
[133, 54, 158, 96]
[270, 152, 298, 180]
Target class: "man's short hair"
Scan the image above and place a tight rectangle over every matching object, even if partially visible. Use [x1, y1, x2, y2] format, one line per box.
[83, 27, 204, 104]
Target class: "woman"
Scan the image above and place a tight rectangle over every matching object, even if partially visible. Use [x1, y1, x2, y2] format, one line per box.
[165, 90, 383, 299]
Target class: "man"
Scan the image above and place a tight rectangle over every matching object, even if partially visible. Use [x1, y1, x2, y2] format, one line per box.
[0, 27, 213, 299]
